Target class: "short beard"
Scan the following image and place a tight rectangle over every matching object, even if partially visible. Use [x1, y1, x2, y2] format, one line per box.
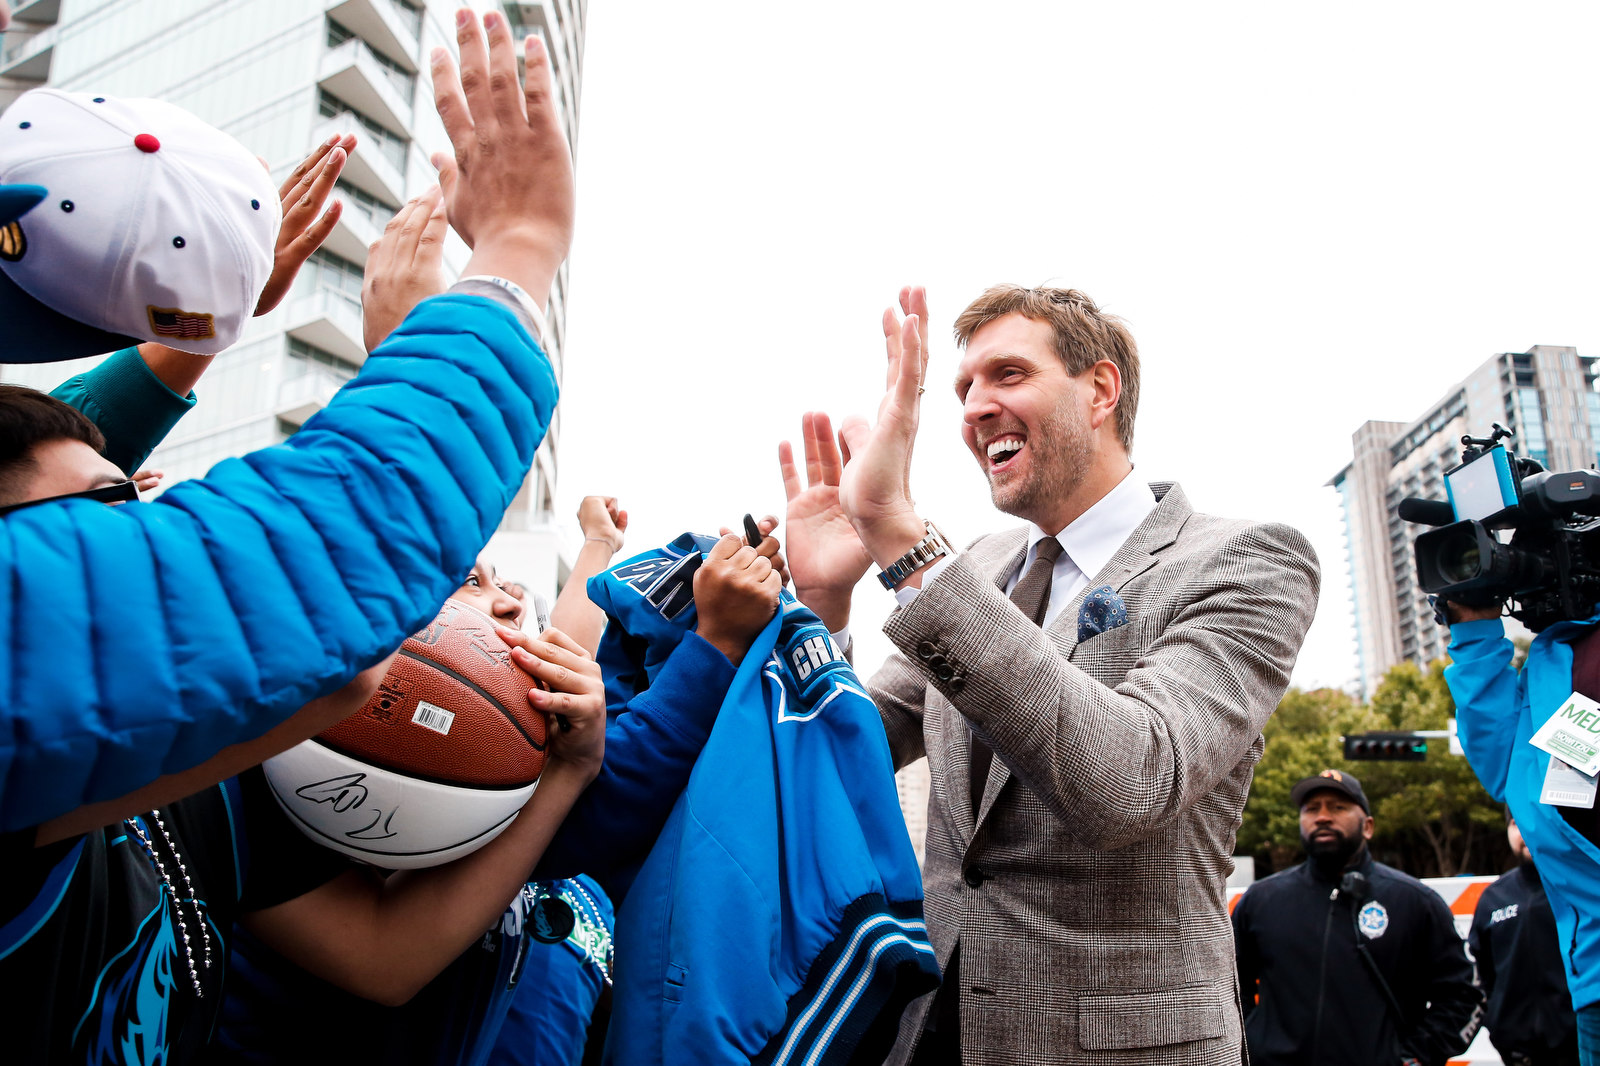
[1302, 827, 1364, 875]
[987, 393, 1093, 524]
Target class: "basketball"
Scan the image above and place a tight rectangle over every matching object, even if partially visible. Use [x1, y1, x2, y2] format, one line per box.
[264, 598, 548, 869]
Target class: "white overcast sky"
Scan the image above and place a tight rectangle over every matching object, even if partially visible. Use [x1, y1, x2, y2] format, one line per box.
[552, 1, 1600, 692]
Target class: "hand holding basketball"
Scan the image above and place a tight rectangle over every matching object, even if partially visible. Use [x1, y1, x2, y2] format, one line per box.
[694, 533, 784, 666]
[497, 625, 605, 780]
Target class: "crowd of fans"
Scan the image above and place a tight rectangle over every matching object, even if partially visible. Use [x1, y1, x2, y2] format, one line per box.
[2, 4, 1597, 1066]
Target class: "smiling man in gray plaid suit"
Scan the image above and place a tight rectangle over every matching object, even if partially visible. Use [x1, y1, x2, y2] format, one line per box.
[779, 284, 1319, 1065]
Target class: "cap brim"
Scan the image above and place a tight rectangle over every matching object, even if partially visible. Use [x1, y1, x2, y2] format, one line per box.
[0, 268, 139, 363]
[1291, 779, 1368, 812]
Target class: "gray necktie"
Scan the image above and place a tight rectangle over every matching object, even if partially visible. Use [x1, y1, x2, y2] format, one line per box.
[970, 536, 1063, 817]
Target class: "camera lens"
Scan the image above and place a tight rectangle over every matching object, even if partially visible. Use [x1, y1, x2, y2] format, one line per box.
[1437, 530, 1483, 585]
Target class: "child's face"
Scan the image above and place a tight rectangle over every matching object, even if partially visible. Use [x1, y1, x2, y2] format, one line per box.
[453, 557, 524, 629]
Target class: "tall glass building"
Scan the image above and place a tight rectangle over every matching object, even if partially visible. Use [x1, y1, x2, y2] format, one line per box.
[1329, 345, 1600, 697]
[0, 0, 586, 596]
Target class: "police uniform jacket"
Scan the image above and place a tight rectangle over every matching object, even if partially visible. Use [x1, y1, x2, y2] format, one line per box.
[1232, 851, 1483, 1066]
[1469, 862, 1578, 1062]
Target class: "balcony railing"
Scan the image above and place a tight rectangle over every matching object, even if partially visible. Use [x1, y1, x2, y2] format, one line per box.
[325, 0, 420, 72]
[323, 188, 385, 264]
[0, 23, 56, 79]
[282, 285, 367, 367]
[10, 0, 62, 26]
[318, 36, 415, 134]
[276, 364, 350, 428]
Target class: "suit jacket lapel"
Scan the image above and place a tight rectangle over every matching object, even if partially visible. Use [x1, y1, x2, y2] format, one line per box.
[970, 483, 1193, 832]
[944, 529, 1026, 847]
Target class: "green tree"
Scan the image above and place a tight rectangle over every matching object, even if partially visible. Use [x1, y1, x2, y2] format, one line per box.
[1360, 661, 1507, 876]
[1239, 661, 1510, 879]
[1236, 686, 1368, 873]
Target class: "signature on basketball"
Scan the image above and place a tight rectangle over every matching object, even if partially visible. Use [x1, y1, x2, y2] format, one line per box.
[294, 773, 400, 840]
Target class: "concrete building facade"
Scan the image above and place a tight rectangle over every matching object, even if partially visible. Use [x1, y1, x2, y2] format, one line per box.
[0, 0, 585, 597]
[1331, 345, 1600, 697]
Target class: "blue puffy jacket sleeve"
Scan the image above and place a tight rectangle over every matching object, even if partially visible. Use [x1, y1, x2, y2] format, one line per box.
[1444, 618, 1522, 802]
[0, 292, 556, 832]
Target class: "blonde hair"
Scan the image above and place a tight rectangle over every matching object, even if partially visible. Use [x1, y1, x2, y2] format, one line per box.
[953, 285, 1139, 453]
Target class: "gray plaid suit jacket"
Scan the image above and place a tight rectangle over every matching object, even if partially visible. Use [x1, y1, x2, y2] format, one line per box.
[871, 482, 1319, 1065]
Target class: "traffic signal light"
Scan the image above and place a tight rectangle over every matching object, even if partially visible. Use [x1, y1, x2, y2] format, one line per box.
[1342, 732, 1429, 761]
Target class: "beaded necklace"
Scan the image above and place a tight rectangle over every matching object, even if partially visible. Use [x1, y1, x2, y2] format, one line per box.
[123, 810, 213, 997]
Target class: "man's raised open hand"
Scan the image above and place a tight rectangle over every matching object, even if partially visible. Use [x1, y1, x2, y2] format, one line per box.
[430, 8, 574, 310]
[837, 286, 933, 568]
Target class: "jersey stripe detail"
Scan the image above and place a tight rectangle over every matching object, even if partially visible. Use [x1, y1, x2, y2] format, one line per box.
[0, 836, 85, 961]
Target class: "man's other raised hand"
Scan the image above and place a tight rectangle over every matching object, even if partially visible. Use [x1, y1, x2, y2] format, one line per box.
[430, 8, 574, 311]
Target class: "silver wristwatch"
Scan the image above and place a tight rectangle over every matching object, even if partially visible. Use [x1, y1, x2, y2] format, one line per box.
[877, 521, 957, 590]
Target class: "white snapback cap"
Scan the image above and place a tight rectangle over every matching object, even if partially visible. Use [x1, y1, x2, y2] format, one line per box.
[0, 88, 281, 361]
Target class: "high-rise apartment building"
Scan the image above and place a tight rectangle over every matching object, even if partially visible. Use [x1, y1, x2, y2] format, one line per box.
[1330, 345, 1600, 697]
[0, 0, 585, 596]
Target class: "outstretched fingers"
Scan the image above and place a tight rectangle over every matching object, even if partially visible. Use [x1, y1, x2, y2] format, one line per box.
[882, 305, 903, 393]
[413, 188, 448, 267]
[779, 440, 803, 502]
[903, 287, 931, 380]
[892, 314, 924, 410]
[430, 46, 473, 151]
[802, 411, 825, 485]
[454, 8, 495, 133]
[812, 411, 844, 483]
[482, 11, 525, 126]
[522, 35, 558, 134]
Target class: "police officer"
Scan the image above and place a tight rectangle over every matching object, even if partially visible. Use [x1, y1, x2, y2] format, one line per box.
[1232, 769, 1483, 1066]
[1470, 815, 1579, 1066]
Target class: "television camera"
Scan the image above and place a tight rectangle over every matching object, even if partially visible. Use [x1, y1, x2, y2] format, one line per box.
[1402, 424, 1600, 632]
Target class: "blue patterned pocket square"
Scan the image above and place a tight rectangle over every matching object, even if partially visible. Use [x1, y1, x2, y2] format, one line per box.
[1077, 585, 1129, 643]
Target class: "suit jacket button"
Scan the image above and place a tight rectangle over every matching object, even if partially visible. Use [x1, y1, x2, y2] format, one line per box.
[964, 866, 987, 888]
[947, 676, 965, 693]
[934, 663, 955, 682]
[917, 641, 939, 661]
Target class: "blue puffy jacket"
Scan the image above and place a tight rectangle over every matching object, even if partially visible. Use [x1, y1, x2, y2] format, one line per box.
[0, 290, 555, 832]
[1445, 616, 1600, 1011]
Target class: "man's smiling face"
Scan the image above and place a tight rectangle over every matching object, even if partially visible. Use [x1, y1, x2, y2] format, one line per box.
[955, 312, 1093, 529]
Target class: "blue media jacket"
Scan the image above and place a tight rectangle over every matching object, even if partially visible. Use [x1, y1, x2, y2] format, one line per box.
[590, 536, 940, 1066]
[0, 292, 555, 833]
[1446, 616, 1600, 1011]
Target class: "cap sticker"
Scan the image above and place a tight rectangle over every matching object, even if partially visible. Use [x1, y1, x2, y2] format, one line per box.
[1320, 769, 1344, 782]
[147, 306, 215, 340]
[0, 220, 26, 261]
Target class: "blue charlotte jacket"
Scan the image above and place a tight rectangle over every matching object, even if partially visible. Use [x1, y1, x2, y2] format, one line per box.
[590, 536, 940, 1066]
[0, 291, 555, 832]
[1446, 616, 1600, 1011]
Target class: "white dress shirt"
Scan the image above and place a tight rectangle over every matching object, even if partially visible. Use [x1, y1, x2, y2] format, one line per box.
[832, 470, 1158, 645]
[999, 469, 1157, 629]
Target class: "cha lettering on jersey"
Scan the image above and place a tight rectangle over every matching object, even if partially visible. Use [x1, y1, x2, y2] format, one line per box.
[765, 602, 873, 725]
[790, 632, 846, 682]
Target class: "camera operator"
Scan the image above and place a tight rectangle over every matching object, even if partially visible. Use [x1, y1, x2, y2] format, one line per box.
[1444, 595, 1600, 1065]
[1231, 770, 1482, 1066]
